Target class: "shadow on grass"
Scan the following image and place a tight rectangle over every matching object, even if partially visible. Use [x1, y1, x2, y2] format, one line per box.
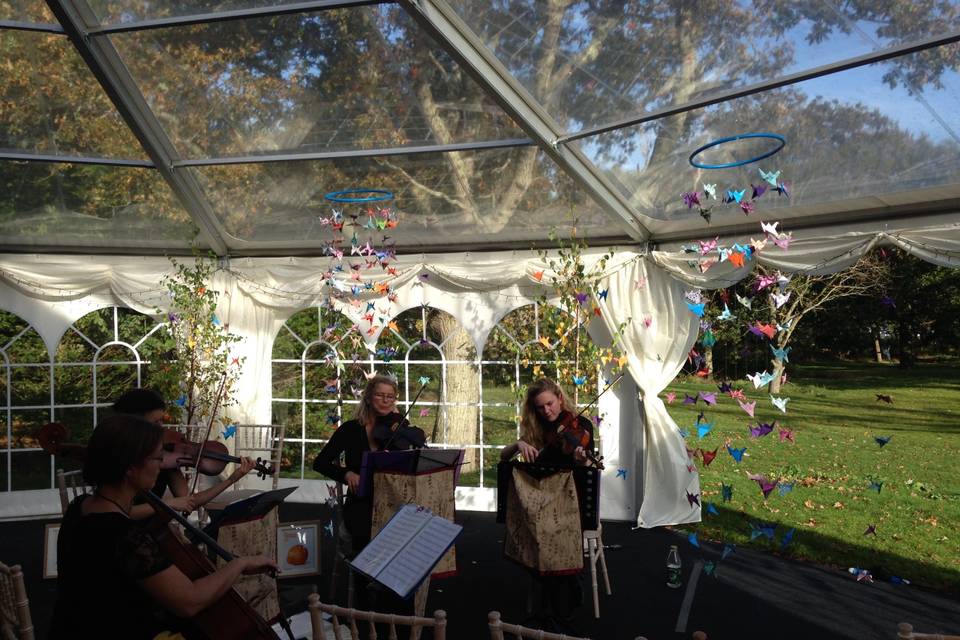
[693, 503, 960, 592]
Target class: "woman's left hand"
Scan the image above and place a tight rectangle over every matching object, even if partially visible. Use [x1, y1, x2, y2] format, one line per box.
[231, 456, 257, 482]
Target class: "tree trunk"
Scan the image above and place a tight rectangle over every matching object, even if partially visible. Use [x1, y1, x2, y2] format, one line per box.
[704, 346, 714, 380]
[430, 312, 480, 472]
[768, 359, 785, 395]
[874, 336, 883, 362]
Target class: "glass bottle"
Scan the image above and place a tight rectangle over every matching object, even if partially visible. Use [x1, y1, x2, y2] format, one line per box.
[666, 545, 682, 588]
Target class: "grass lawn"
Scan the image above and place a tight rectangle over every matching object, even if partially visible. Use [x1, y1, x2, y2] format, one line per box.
[664, 359, 960, 591]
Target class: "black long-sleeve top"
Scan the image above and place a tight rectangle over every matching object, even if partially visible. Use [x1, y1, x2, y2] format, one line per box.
[312, 419, 370, 484]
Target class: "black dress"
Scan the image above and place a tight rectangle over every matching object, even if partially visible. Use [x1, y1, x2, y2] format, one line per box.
[49, 494, 185, 639]
[313, 418, 375, 552]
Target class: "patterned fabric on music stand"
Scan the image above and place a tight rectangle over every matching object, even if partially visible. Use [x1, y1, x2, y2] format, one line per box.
[503, 467, 583, 575]
[215, 510, 280, 622]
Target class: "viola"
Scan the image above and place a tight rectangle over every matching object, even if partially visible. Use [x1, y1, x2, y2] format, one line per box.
[160, 428, 274, 479]
[372, 412, 427, 450]
[546, 410, 605, 469]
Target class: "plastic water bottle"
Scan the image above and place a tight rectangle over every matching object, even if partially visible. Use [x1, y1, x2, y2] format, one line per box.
[666, 545, 682, 588]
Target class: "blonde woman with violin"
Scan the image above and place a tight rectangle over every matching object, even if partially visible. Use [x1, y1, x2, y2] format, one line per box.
[500, 378, 595, 467]
[49, 414, 276, 639]
[312, 374, 426, 554]
[113, 388, 256, 520]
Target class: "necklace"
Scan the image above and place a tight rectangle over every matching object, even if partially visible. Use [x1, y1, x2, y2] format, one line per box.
[95, 491, 131, 517]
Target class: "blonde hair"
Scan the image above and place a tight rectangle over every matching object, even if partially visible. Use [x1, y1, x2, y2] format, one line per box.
[519, 378, 574, 449]
[356, 375, 399, 427]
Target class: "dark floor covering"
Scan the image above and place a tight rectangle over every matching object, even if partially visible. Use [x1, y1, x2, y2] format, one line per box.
[3, 501, 958, 639]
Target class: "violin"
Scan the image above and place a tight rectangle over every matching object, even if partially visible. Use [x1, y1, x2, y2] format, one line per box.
[38, 422, 274, 479]
[546, 410, 605, 469]
[372, 412, 427, 450]
[160, 428, 274, 479]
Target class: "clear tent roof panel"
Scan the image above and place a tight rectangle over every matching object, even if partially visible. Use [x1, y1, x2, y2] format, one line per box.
[0, 29, 147, 160]
[447, 0, 960, 136]
[189, 147, 620, 248]
[0, 162, 200, 248]
[109, 3, 527, 159]
[87, 0, 297, 25]
[579, 44, 960, 235]
[0, 0, 55, 23]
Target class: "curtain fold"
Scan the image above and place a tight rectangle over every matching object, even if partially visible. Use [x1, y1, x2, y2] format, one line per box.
[596, 257, 702, 527]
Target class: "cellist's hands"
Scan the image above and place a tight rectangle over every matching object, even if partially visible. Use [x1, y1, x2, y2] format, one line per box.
[166, 494, 197, 514]
[241, 555, 278, 576]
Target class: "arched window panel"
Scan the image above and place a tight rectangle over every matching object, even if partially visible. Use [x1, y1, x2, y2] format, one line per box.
[272, 306, 367, 480]
[0, 309, 51, 492]
[54, 306, 163, 460]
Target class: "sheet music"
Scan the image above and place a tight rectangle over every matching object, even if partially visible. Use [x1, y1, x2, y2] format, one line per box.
[349, 505, 432, 579]
[377, 516, 462, 598]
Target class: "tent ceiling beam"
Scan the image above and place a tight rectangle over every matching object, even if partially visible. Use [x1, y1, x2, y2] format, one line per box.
[173, 138, 535, 168]
[400, 0, 650, 244]
[651, 196, 960, 246]
[46, 0, 230, 256]
[86, 0, 386, 35]
[0, 20, 64, 33]
[560, 28, 960, 144]
[0, 150, 153, 168]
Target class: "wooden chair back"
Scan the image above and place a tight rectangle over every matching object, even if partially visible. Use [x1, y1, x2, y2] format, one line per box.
[897, 622, 960, 639]
[488, 611, 590, 640]
[55, 469, 87, 515]
[233, 424, 286, 489]
[0, 561, 34, 640]
[308, 593, 446, 640]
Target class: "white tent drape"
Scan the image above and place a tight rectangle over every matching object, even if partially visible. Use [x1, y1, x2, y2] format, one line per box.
[596, 258, 702, 527]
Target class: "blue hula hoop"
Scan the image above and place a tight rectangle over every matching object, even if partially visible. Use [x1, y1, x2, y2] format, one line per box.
[324, 188, 394, 203]
[689, 133, 786, 169]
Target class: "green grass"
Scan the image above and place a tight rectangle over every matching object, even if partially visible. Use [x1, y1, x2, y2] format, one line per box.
[664, 360, 960, 591]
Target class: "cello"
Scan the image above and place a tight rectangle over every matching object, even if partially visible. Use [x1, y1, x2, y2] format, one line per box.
[37, 423, 286, 640]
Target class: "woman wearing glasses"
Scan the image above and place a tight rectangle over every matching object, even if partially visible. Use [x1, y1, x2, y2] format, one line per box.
[313, 374, 424, 553]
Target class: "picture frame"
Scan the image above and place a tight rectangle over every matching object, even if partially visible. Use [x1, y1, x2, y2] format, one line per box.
[276, 520, 320, 578]
[43, 523, 60, 579]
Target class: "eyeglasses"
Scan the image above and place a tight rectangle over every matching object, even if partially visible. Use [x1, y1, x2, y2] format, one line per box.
[373, 393, 397, 401]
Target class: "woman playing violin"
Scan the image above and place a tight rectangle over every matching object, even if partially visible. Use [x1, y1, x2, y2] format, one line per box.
[500, 377, 595, 467]
[500, 377, 594, 629]
[50, 414, 276, 639]
[312, 375, 425, 554]
[114, 388, 256, 520]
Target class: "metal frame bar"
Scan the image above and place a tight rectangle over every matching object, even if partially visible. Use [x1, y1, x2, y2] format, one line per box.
[0, 150, 153, 167]
[0, 20, 64, 33]
[173, 138, 534, 168]
[87, 0, 385, 35]
[45, 0, 230, 255]
[399, 0, 650, 243]
[560, 29, 960, 144]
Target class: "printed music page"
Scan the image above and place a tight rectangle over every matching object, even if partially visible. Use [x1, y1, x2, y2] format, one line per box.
[377, 516, 461, 597]
[349, 504, 462, 598]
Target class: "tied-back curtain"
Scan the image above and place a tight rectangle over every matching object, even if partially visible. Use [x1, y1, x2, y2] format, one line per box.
[596, 257, 702, 527]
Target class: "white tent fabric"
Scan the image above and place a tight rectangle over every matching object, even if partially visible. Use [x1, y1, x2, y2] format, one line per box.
[3, 217, 959, 524]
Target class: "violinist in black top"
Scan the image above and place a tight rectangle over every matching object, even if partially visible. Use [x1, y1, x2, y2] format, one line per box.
[501, 377, 595, 468]
[313, 374, 426, 554]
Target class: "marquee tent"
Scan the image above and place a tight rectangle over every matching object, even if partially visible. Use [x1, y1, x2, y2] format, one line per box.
[2, 0, 959, 525]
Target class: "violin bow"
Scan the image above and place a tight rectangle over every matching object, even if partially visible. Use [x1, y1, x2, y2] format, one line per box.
[189, 370, 229, 496]
[382, 381, 429, 451]
[572, 371, 626, 421]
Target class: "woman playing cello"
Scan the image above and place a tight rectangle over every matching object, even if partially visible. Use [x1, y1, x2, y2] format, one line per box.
[49, 414, 276, 639]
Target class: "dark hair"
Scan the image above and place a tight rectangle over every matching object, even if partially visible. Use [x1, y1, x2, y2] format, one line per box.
[112, 388, 165, 416]
[83, 414, 164, 486]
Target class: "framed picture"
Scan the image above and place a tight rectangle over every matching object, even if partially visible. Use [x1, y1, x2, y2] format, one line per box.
[43, 523, 60, 579]
[276, 521, 320, 578]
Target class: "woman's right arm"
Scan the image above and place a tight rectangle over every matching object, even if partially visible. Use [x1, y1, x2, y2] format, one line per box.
[501, 440, 539, 462]
[139, 556, 276, 618]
